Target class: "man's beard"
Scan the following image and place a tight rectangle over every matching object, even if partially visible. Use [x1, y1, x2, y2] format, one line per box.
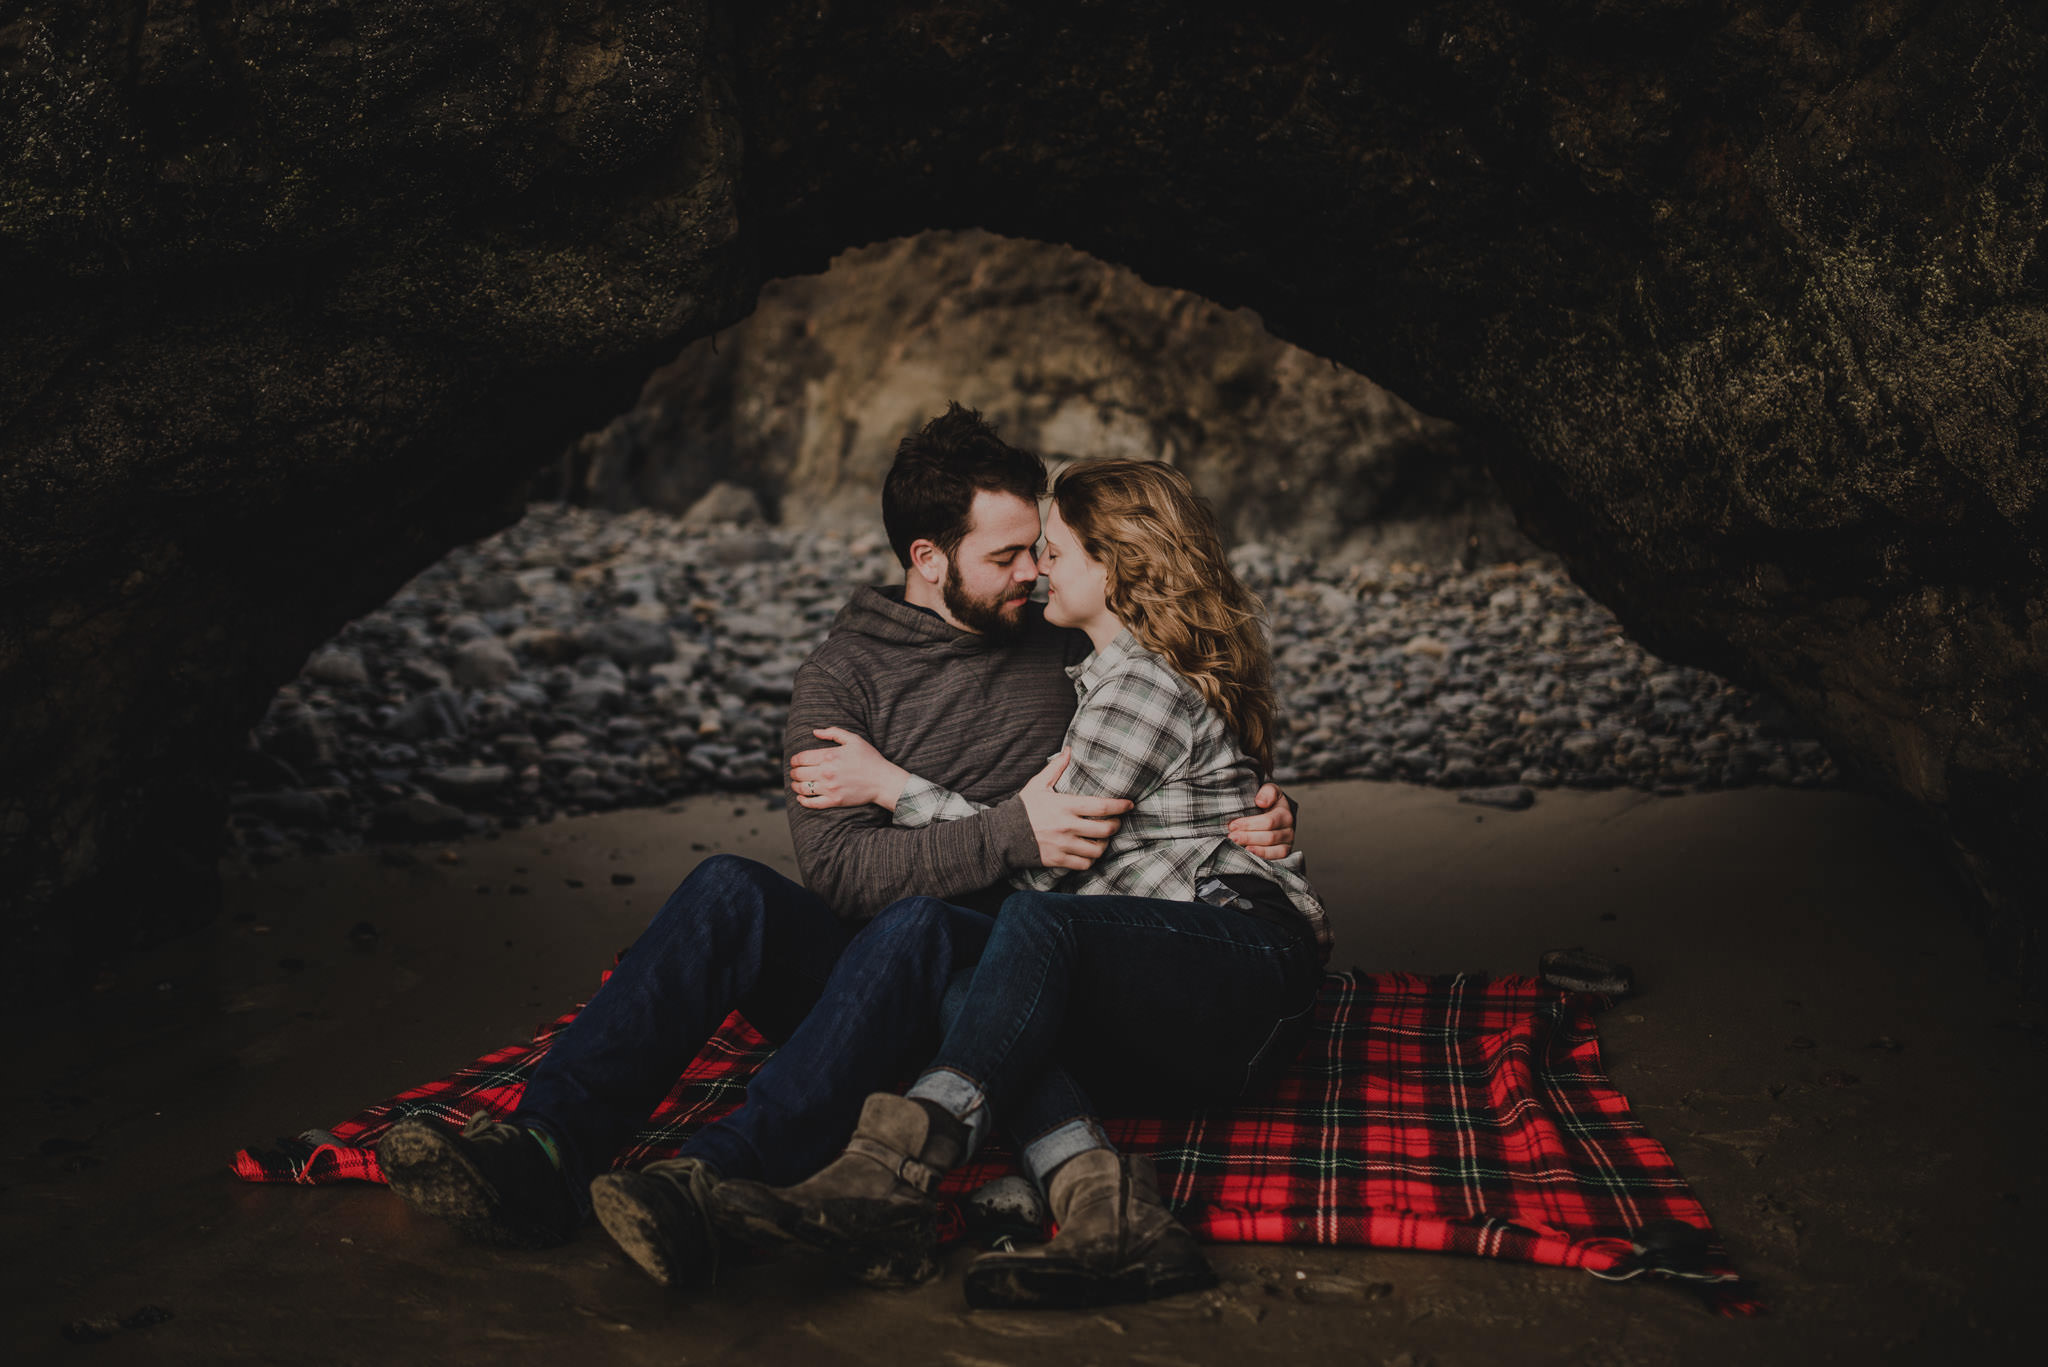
[944, 561, 1029, 642]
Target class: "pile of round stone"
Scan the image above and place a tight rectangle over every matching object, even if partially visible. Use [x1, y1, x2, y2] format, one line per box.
[226, 506, 1834, 862]
[1240, 544, 1833, 793]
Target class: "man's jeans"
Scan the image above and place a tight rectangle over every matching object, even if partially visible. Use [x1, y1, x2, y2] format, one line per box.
[908, 888, 1323, 1180]
[513, 853, 991, 1199]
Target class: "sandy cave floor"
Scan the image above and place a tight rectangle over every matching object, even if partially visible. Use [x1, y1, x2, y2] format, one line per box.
[3, 782, 2043, 1365]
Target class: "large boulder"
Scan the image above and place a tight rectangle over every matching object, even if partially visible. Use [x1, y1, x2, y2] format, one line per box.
[565, 229, 1527, 565]
[2, 1, 2042, 994]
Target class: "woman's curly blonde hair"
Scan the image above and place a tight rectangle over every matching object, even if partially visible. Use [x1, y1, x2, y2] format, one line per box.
[1053, 459, 1276, 774]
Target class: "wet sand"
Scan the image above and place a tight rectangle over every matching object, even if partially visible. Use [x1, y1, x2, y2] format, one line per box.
[4, 782, 2041, 1363]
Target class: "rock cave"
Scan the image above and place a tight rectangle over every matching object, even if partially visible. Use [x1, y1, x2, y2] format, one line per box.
[4, 1, 2039, 996]
[2, 2, 2043, 1360]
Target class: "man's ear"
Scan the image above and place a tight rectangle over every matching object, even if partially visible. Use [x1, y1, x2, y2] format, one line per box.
[908, 538, 947, 586]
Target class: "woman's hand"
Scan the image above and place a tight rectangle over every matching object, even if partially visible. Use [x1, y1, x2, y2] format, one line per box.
[1227, 783, 1297, 860]
[788, 727, 911, 811]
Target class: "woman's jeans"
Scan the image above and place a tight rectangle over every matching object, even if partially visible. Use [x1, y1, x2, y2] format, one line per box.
[512, 853, 992, 1199]
[908, 887, 1324, 1181]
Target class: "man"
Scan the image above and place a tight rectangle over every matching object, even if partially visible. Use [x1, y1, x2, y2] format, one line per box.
[377, 404, 1297, 1290]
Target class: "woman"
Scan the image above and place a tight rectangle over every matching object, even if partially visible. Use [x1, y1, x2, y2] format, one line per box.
[709, 459, 1332, 1309]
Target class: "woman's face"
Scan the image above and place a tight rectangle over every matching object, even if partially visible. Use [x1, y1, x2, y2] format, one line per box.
[1041, 505, 1113, 634]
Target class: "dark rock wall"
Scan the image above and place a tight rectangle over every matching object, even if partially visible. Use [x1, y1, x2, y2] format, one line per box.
[565, 229, 1528, 565]
[0, 1, 755, 981]
[3, 1, 2043, 992]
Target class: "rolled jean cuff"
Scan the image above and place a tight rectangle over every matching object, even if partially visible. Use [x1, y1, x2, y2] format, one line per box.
[905, 1067, 990, 1152]
[1021, 1117, 1110, 1190]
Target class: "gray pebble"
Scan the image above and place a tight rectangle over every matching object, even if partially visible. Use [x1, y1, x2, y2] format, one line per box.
[580, 620, 675, 666]
[304, 647, 369, 687]
[444, 614, 495, 645]
[389, 689, 467, 740]
[564, 676, 628, 716]
[462, 573, 528, 610]
[372, 795, 470, 840]
[502, 681, 550, 709]
[450, 637, 519, 690]
[422, 764, 513, 806]
[1458, 785, 1535, 811]
[396, 657, 454, 692]
[702, 533, 791, 566]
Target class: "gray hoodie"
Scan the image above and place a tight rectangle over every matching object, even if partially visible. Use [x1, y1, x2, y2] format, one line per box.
[785, 585, 1089, 920]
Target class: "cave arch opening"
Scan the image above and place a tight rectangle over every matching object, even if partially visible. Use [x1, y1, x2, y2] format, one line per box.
[223, 231, 1833, 868]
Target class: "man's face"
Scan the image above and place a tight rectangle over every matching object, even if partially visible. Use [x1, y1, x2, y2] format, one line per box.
[941, 490, 1043, 640]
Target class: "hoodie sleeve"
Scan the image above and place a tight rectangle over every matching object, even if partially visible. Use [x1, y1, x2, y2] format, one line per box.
[784, 658, 1038, 921]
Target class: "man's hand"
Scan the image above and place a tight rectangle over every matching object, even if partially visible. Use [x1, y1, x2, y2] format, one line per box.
[789, 727, 911, 811]
[1020, 749, 1132, 871]
[1227, 783, 1297, 861]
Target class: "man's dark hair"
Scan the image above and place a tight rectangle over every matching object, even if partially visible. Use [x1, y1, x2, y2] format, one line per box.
[882, 403, 1047, 567]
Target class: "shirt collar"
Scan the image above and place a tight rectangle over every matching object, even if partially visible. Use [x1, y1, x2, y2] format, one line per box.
[1067, 627, 1142, 693]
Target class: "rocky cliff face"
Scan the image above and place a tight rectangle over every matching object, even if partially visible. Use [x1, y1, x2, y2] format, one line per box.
[565, 229, 1527, 565]
[1, 1, 758, 978]
[4, 1, 2043, 993]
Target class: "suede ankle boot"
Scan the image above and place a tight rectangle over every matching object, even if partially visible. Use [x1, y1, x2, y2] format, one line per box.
[708, 1093, 970, 1286]
[590, 1156, 724, 1290]
[963, 1148, 1216, 1308]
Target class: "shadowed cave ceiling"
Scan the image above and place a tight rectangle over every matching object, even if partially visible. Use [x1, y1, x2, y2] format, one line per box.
[1, 1, 2043, 999]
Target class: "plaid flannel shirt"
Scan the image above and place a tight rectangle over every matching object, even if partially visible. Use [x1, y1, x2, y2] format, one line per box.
[895, 629, 1332, 955]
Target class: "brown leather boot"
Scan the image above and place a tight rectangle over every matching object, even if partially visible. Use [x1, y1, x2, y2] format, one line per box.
[707, 1093, 970, 1286]
[963, 1148, 1216, 1308]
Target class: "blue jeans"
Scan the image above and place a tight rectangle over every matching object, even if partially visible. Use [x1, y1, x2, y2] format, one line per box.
[513, 854, 992, 1199]
[908, 888, 1323, 1178]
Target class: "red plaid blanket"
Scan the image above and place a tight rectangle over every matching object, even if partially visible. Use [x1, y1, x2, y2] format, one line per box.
[232, 971, 1757, 1313]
